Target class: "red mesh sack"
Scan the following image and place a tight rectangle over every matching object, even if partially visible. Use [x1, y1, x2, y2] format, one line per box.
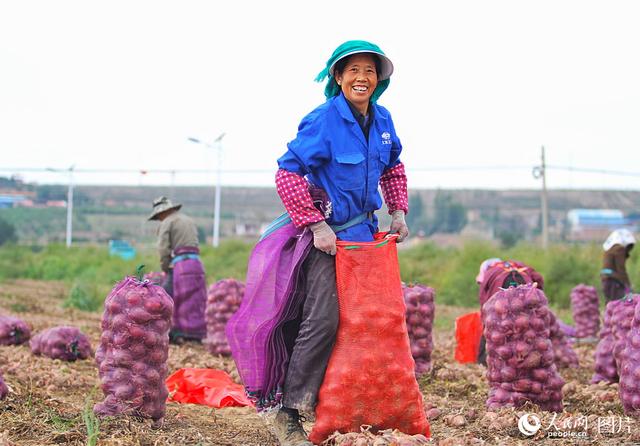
[455, 311, 482, 364]
[403, 284, 435, 376]
[612, 296, 640, 371]
[94, 276, 173, 424]
[570, 284, 600, 338]
[482, 284, 564, 412]
[204, 279, 245, 356]
[30, 326, 93, 361]
[309, 234, 430, 444]
[0, 371, 7, 400]
[592, 299, 623, 384]
[0, 315, 31, 346]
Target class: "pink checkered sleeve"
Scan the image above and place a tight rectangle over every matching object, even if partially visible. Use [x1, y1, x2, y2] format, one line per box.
[275, 169, 325, 227]
[379, 162, 409, 215]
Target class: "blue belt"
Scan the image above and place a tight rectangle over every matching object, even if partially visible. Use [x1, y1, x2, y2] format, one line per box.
[601, 268, 614, 275]
[259, 212, 373, 242]
[171, 253, 200, 265]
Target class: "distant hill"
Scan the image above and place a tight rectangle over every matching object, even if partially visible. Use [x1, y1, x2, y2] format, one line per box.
[1, 183, 639, 246]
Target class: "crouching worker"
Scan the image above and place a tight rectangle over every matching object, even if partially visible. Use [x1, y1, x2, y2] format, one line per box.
[601, 228, 635, 302]
[148, 196, 207, 343]
[226, 40, 409, 446]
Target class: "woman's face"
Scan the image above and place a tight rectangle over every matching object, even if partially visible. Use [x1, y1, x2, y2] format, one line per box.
[335, 53, 378, 114]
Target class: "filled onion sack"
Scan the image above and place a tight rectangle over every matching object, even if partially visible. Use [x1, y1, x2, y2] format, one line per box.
[402, 284, 435, 376]
[30, 326, 92, 361]
[548, 312, 580, 369]
[204, 279, 245, 356]
[0, 315, 31, 346]
[94, 276, 173, 424]
[618, 295, 640, 416]
[612, 296, 640, 371]
[592, 300, 623, 384]
[0, 371, 7, 400]
[570, 284, 600, 338]
[482, 284, 564, 412]
[309, 234, 430, 445]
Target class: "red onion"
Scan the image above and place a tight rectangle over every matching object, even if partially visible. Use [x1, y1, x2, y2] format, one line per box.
[0, 371, 8, 400]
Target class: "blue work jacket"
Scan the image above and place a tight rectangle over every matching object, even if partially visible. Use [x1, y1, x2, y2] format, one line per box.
[277, 93, 403, 242]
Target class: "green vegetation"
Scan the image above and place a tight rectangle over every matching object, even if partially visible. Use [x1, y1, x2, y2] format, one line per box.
[0, 239, 629, 312]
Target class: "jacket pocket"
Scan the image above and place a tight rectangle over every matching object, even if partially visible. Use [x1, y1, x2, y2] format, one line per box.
[333, 152, 366, 191]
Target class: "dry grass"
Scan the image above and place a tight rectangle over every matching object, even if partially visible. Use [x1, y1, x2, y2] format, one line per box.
[1, 279, 639, 445]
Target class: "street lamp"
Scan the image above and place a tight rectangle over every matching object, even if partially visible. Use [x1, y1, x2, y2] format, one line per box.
[46, 165, 75, 248]
[188, 133, 226, 247]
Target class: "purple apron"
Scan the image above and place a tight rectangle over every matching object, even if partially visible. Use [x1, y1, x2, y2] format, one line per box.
[170, 246, 207, 340]
[226, 223, 313, 409]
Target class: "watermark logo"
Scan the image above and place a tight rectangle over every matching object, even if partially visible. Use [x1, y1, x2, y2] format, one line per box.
[518, 413, 541, 436]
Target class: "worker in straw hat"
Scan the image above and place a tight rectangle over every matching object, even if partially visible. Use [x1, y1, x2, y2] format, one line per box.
[226, 40, 409, 446]
[148, 196, 207, 343]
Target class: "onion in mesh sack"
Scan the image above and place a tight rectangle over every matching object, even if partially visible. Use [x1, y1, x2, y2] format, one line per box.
[402, 283, 435, 376]
[482, 284, 564, 412]
[94, 275, 173, 425]
[570, 284, 600, 338]
[29, 326, 92, 361]
[592, 299, 623, 384]
[0, 371, 7, 400]
[0, 315, 31, 346]
[619, 295, 640, 416]
[548, 312, 580, 369]
[204, 279, 245, 356]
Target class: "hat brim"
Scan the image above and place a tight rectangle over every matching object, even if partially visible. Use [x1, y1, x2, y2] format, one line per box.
[148, 204, 182, 221]
[328, 50, 394, 81]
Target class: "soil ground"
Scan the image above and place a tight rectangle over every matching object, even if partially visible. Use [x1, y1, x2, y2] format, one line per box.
[0, 279, 638, 445]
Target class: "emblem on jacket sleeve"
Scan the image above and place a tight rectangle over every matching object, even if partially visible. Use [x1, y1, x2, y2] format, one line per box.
[381, 132, 392, 145]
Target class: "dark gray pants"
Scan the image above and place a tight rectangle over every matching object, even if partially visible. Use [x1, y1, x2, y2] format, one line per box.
[282, 248, 339, 412]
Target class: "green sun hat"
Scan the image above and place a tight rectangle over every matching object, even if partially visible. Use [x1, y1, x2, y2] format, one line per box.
[315, 40, 394, 103]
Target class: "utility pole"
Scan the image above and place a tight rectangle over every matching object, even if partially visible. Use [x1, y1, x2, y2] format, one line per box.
[66, 165, 75, 248]
[540, 146, 549, 249]
[532, 146, 549, 249]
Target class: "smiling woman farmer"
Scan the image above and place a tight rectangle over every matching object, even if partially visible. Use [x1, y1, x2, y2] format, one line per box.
[226, 40, 409, 446]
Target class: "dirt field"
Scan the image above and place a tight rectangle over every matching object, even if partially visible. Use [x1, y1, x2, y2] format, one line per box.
[0, 280, 638, 445]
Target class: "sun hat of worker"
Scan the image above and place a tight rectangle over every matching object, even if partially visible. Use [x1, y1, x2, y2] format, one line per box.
[148, 196, 182, 221]
[315, 40, 394, 103]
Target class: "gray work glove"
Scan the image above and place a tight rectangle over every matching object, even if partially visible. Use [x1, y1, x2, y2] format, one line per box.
[389, 210, 409, 242]
[309, 221, 337, 255]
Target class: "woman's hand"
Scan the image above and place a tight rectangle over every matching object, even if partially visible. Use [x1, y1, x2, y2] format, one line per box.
[390, 210, 409, 242]
[309, 221, 337, 255]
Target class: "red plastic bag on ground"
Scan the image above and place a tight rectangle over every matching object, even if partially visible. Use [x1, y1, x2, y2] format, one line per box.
[166, 368, 254, 408]
[455, 311, 482, 364]
[310, 234, 430, 444]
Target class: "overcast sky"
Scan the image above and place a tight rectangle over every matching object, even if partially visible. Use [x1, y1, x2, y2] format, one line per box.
[1, 0, 639, 190]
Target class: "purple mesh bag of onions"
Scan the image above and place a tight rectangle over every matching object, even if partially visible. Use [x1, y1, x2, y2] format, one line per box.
[612, 296, 640, 371]
[0, 315, 31, 346]
[548, 312, 580, 369]
[619, 295, 640, 415]
[403, 283, 435, 376]
[592, 299, 624, 384]
[30, 326, 92, 361]
[204, 279, 245, 356]
[570, 284, 600, 338]
[482, 284, 564, 412]
[94, 275, 173, 426]
[143, 271, 166, 286]
[0, 371, 8, 400]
